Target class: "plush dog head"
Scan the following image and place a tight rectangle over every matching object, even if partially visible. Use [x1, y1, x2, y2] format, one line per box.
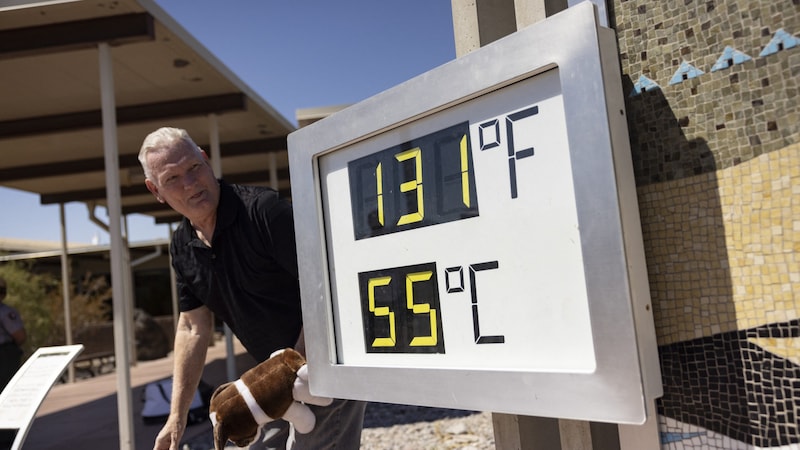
[209, 348, 306, 450]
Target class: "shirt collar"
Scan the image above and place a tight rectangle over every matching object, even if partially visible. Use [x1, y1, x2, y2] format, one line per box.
[214, 180, 239, 233]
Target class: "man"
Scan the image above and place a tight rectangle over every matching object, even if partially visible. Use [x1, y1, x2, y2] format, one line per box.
[0, 275, 26, 391]
[0, 275, 26, 448]
[139, 127, 365, 450]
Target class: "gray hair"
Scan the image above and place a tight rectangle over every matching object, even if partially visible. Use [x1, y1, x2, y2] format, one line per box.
[139, 127, 203, 181]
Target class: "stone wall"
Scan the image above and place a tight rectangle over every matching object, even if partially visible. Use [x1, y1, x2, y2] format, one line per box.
[613, 0, 799, 447]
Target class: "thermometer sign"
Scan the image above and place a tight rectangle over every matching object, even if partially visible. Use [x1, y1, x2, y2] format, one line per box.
[289, 4, 661, 422]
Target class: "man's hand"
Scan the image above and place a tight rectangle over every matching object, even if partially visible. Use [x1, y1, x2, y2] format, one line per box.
[285, 363, 333, 433]
[152, 416, 186, 450]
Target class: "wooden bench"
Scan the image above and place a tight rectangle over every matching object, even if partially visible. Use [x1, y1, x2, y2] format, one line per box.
[72, 323, 116, 378]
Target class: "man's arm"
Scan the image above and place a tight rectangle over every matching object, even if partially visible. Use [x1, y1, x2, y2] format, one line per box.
[10, 327, 25, 346]
[153, 306, 213, 450]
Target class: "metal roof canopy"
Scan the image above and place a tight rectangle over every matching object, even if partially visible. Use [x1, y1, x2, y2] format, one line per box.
[0, 1, 295, 448]
[0, 0, 295, 224]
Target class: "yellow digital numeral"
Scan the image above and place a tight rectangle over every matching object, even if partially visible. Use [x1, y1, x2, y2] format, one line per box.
[395, 148, 424, 226]
[368, 276, 395, 347]
[460, 134, 470, 208]
[405, 271, 437, 346]
[376, 162, 384, 226]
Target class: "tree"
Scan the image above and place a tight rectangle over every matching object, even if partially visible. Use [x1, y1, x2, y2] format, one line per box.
[0, 263, 110, 358]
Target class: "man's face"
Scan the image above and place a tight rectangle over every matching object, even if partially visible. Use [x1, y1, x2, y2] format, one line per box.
[144, 141, 220, 222]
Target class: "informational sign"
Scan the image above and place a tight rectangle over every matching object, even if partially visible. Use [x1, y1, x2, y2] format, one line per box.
[289, 3, 661, 424]
[0, 345, 83, 450]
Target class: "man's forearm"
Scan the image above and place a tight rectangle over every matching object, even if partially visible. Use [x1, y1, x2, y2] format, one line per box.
[169, 316, 211, 418]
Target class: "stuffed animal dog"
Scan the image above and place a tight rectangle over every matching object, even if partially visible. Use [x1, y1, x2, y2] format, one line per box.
[209, 348, 332, 450]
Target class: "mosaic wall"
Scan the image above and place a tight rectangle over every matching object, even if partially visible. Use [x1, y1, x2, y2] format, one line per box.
[612, 0, 799, 448]
[637, 145, 800, 448]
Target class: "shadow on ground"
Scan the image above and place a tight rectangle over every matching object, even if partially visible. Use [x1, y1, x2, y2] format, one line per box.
[363, 402, 480, 428]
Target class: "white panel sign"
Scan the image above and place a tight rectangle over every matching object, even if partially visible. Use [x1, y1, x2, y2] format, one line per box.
[0, 345, 83, 450]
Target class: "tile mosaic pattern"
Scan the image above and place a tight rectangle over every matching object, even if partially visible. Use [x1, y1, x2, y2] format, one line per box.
[635, 143, 800, 449]
[637, 144, 800, 346]
[658, 320, 799, 448]
[612, 0, 799, 447]
[617, 0, 800, 185]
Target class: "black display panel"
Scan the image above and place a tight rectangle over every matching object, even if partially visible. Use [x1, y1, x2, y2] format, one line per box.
[348, 121, 479, 239]
[359, 262, 445, 354]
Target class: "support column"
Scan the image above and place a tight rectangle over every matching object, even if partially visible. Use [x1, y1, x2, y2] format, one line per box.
[451, 0, 518, 56]
[122, 216, 137, 366]
[99, 41, 134, 450]
[268, 152, 278, 191]
[58, 204, 75, 384]
[168, 223, 179, 334]
[208, 113, 237, 382]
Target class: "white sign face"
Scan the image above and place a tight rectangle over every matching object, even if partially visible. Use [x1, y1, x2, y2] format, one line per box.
[320, 69, 595, 372]
[289, 3, 661, 424]
[0, 345, 83, 450]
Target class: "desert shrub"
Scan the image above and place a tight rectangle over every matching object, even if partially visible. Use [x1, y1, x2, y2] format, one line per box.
[0, 263, 111, 358]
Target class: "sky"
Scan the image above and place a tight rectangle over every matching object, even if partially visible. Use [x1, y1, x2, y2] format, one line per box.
[0, 0, 457, 245]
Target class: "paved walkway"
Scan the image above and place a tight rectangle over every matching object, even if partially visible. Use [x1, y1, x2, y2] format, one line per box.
[20, 338, 256, 450]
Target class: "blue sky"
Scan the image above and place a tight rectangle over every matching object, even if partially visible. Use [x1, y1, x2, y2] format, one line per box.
[0, 0, 456, 244]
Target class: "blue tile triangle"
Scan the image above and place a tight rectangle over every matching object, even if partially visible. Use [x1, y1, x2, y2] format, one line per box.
[669, 61, 705, 85]
[759, 28, 800, 56]
[630, 74, 661, 96]
[711, 46, 753, 72]
[660, 431, 706, 444]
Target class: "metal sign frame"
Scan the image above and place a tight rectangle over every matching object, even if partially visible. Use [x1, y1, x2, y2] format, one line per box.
[288, 3, 661, 424]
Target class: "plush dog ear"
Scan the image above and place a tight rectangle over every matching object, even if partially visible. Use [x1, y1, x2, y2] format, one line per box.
[210, 382, 233, 450]
[279, 347, 307, 372]
[210, 381, 233, 404]
[213, 419, 228, 450]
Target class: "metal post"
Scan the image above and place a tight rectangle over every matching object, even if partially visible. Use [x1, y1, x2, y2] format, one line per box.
[122, 215, 137, 366]
[98, 41, 134, 450]
[168, 224, 179, 333]
[208, 113, 237, 381]
[268, 152, 278, 190]
[58, 204, 75, 384]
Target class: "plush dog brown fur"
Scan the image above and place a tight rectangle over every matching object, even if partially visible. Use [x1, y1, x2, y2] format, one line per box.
[209, 348, 306, 450]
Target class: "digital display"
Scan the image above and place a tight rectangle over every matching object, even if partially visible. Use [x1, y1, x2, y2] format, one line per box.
[348, 122, 479, 239]
[358, 262, 445, 353]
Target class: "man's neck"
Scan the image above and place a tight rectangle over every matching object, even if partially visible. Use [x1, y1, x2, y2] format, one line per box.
[191, 215, 216, 247]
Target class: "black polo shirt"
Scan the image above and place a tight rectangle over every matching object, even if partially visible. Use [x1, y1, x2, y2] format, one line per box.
[170, 181, 303, 362]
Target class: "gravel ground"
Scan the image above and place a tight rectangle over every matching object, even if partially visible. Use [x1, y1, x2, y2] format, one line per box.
[183, 402, 495, 450]
[360, 403, 494, 450]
